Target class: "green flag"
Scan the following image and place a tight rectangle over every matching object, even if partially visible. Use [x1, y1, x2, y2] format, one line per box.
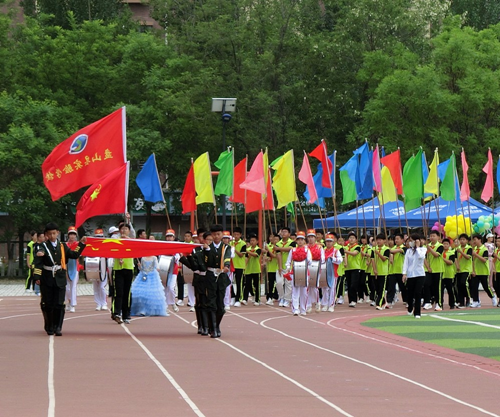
[339, 170, 357, 204]
[403, 149, 424, 211]
[440, 153, 457, 201]
[214, 149, 233, 196]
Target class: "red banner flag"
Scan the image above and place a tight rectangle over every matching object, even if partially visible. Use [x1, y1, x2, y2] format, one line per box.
[245, 190, 263, 213]
[481, 149, 494, 203]
[230, 157, 247, 204]
[380, 149, 403, 195]
[181, 162, 196, 214]
[298, 153, 318, 204]
[82, 237, 200, 258]
[75, 162, 129, 228]
[309, 140, 333, 189]
[240, 151, 265, 194]
[42, 107, 127, 201]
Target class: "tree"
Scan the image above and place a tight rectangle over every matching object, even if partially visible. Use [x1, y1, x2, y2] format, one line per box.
[449, 0, 500, 30]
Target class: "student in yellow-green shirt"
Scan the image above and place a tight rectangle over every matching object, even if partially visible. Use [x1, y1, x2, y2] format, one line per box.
[424, 230, 444, 311]
[372, 233, 390, 310]
[471, 234, 497, 308]
[441, 238, 457, 309]
[244, 234, 262, 306]
[263, 233, 279, 305]
[387, 233, 407, 307]
[230, 227, 247, 307]
[357, 235, 371, 303]
[492, 236, 500, 308]
[344, 232, 362, 308]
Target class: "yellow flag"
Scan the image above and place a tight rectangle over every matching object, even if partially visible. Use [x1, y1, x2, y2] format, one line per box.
[193, 152, 215, 205]
[379, 166, 397, 204]
[424, 150, 439, 195]
[272, 150, 296, 208]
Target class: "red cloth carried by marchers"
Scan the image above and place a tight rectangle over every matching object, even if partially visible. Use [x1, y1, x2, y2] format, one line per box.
[283, 271, 293, 281]
[309, 244, 322, 261]
[292, 247, 308, 262]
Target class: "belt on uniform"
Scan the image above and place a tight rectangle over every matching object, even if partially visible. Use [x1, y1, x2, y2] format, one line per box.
[43, 265, 63, 276]
[207, 267, 221, 276]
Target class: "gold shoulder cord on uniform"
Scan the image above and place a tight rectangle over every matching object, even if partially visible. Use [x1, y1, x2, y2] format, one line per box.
[60, 243, 66, 270]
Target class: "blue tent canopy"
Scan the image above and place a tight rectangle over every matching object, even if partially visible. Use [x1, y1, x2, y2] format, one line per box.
[313, 198, 404, 229]
[314, 197, 493, 230]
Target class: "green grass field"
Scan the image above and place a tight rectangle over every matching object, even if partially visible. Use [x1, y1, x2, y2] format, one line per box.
[362, 309, 500, 361]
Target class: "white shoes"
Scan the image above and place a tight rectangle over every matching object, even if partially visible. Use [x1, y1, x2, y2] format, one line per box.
[65, 304, 71, 312]
[415, 315, 421, 319]
[321, 306, 328, 312]
[176, 300, 184, 306]
[278, 299, 284, 307]
[241, 300, 247, 306]
[337, 296, 344, 305]
[172, 304, 179, 313]
[434, 305, 442, 311]
[300, 312, 307, 316]
[95, 306, 101, 311]
[101, 305, 108, 311]
[230, 298, 236, 306]
[254, 302, 260, 306]
[265, 299, 274, 306]
[370, 301, 376, 306]
[234, 301, 241, 307]
[348, 301, 356, 308]
[470, 301, 480, 308]
[306, 307, 313, 314]
[422, 303, 432, 310]
[315, 303, 321, 313]
[283, 301, 290, 308]
[492, 296, 498, 307]
[69, 306, 75, 313]
[189, 307, 195, 312]
[224, 306, 230, 311]
[357, 298, 364, 304]
[328, 306, 335, 312]
[293, 310, 299, 316]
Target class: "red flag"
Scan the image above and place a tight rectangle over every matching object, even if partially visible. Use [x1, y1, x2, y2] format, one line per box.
[481, 149, 494, 202]
[309, 140, 333, 189]
[240, 151, 265, 194]
[42, 107, 127, 201]
[230, 157, 247, 204]
[245, 190, 263, 213]
[460, 150, 470, 202]
[75, 162, 129, 228]
[82, 237, 199, 258]
[264, 168, 275, 210]
[181, 162, 196, 214]
[298, 153, 318, 204]
[380, 149, 403, 195]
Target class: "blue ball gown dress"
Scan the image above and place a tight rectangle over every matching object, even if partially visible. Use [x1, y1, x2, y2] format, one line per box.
[130, 257, 168, 316]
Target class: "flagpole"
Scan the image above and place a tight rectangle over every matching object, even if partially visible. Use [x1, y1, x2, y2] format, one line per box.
[296, 200, 308, 231]
[325, 147, 340, 235]
[432, 148, 441, 236]
[372, 196, 377, 239]
[317, 204, 326, 235]
[397, 148, 410, 235]
[361, 199, 367, 236]
[273, 208, 278, 233]
[421, 151, 428, 235]
[195, 210, 199, 231]
[356, 199, 359, 232]
[395, 195, 402, 233]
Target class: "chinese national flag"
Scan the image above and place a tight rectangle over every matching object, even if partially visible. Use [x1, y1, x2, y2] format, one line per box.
[75, 162, 129, 228]
[181, 162, 196, 214]
[42, 107, 127, 201]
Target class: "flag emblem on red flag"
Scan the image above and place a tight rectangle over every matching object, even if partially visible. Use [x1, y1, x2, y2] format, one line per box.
[75, 162, 129, 228]
[42, 107, 127, 201]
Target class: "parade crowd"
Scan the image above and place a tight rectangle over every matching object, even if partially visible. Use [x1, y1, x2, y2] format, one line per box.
[24, 220, 500, 337]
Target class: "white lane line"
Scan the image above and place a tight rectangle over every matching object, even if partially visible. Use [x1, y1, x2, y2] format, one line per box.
[47, 336, 55, 417]
[120, 323, 205, 417]
[0, 313, 39, 320]
[429, 314, 500, 330]
[260, 316, 500, 417]
[178, 315, 354, 417]
[324, 318, 500, 378]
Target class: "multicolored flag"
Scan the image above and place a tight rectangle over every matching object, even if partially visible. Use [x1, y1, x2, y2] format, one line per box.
[43, 107, 127, 201]
[75, 162, 129, 228]
[339, 155, 358, 204]
[380, 150, 403, 195]
[136, 153, 164, 203]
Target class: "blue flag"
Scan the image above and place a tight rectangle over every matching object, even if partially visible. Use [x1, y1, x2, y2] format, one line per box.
[353, 143, 373, 200]
[136, 154, 165, 203]
[497, 156, 500, 194]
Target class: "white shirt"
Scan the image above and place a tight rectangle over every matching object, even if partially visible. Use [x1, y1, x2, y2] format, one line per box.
[402, 247, 427, 277]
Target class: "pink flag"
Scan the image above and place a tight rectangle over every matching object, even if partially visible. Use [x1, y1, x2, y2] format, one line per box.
[240, 151, 265, 194]
[481, 149, 494, 202]
[460, 150, 470, 202]
[298, 153, 318, 204]
[372, 145, 382, 193]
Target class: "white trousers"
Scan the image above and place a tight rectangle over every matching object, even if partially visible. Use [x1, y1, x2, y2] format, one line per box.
[165, 274, 177, 306]
[276, 270, 292, 302]
[292, 286, 308, 314]
[321, 279, 337, 307]
[186, 282, 195, 306]
[93, 277, 108, 307]
[224, 272, 234, 307]
[65, 273, 79, 306]
[307, 287, 319, 308]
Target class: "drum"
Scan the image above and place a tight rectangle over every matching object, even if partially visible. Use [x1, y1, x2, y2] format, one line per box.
[85, 257, 101, 282]
[308, 260, 321, 288]
[293, 260, 308, 287]
[158, 255, 174, 287]
[182, 264, 194, 284]
[318, 262, 328, 288]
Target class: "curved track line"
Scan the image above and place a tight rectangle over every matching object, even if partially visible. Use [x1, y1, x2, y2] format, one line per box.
[179, 315, 354, 417]
[260, 315, 500, 417]
[0, 313, 39, 320]
[120, 324, 206, 417]
[430, 314, 500, 330]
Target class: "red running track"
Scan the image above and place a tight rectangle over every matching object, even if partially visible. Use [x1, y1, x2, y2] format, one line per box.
[1, 295, 499, 417]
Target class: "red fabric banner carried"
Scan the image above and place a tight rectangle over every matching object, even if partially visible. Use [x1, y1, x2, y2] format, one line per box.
[42, 107, 127, 201]
[82, 237, 200, 258]
[230, 157, 247, 204]
[75, 162, 129, 228]
[309, 140, 333, 189]
[245, 190, 263, 213]
[481, 149, 494, 203]
[181, 162, 196, 214]
[264, 168, 275, 210]
[380, 149, 403, 195]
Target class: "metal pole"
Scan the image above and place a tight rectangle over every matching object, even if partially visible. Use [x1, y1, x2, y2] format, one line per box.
[221, 116, 227, 230]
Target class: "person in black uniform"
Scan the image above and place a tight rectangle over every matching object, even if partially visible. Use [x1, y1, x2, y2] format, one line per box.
[203, 225, 231, 339]
[33, 223, 86, 336]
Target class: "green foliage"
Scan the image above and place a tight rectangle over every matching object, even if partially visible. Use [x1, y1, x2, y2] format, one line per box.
[449, 0, 500, 30]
